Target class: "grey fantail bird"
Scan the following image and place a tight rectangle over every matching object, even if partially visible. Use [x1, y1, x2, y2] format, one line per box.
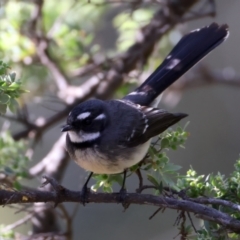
[62, 23, 229, 199]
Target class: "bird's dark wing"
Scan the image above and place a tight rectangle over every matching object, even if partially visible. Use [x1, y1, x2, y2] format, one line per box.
[124, 106, 187, 147]
[106, 100, 187, 148]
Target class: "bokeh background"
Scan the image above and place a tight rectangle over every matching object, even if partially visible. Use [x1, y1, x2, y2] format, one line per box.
[0, 0, 240, 239]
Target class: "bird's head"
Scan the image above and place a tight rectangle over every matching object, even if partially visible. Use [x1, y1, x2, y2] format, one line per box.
[61, 99, 108, 143]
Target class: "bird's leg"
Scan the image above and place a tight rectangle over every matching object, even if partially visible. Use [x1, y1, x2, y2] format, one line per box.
[120, 169, 127, 192]
[118, 170, 127, 203]
[80, 172, 93, 205]
[135, 168, 143, 193]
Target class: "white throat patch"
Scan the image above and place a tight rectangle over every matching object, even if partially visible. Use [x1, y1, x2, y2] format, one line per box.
[68, 131, 100, 143]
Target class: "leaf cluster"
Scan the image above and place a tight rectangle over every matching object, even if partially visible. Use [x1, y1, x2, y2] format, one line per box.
[0, 225, 14, 239]
[0, 61, 27, 114]
[0, 132, 29, 190]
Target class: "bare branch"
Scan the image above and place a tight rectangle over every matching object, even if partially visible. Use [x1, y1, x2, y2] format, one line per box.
[1, 188, 240, 233]
[35, 38, 69, 91]
[2, 213, 34, 232]
[13, 74, 101, 140]
[29, 135, 68, 179]
[26, 0, 69, 93]
[189, 197, 240, 212]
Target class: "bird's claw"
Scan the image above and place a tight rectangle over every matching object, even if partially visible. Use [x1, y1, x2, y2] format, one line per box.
[80, 185, 90, 206]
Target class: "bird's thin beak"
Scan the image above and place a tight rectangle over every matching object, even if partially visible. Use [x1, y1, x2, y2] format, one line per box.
[61, 124, 73, 132]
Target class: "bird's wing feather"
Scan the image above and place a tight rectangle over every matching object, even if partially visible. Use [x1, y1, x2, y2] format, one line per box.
[115, 102, 187, 148]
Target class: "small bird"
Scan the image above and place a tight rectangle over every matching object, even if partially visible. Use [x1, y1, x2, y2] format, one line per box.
[62, 23, 229, 198]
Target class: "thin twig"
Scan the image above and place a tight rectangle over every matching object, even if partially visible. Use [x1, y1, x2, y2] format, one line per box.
[186, 211, 197, 233]
[149, 207, 164, 220]
[2, 213, 34, 232]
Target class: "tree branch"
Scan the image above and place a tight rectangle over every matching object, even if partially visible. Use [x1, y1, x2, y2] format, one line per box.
[1, 188, 240, 233]
[28, 135, 68, 179]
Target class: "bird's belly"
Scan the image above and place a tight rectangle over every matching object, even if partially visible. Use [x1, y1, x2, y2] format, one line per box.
[72, 141, 151, 174]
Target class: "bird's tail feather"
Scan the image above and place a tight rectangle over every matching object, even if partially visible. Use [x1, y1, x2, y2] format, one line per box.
[124, 23, 229, 105]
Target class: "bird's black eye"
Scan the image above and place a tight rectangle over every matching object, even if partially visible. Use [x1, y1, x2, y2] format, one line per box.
[83, 118, 92, 125]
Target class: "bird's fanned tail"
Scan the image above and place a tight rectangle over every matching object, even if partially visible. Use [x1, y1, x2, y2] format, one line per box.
[124, 23, 229, 105]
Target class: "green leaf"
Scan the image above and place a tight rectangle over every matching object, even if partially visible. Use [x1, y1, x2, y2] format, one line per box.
[158, 181, 163, 194]
[148, 145, 159, 159]
[103, 186, 113, 193]
[108, 174, 123, 186]
[0, 224, 14, 238]
[8, 82, 20, 90]
[8, 98, 18, 112]
[9, 72, 16, 81]
[163, 162, 182, 172]
[0, 103, 7, 114]
[130, 164, 139, 172]
[0, 93, 10, 104]
[161, 138, 169, 149]
[161, 174, 177, 188]
[91, 182, 101, 192]
[147, 174, 159, 187]
[0, 132, 29, 180]
[143, 164, 152, 171]
[13, 181, 22, 190]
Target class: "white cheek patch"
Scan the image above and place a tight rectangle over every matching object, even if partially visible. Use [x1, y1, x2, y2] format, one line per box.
[94, 113, 106, 120]
[77, 112, 91, 120]
[68, 131, 100, 143]
[81, 132, 100, 142]
[68, 131, 81, 143]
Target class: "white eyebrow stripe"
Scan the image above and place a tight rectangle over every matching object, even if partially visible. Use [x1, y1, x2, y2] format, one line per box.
[94, 113, 106, 120]
[77, 112, 91, 120]
[68, 131, 100, 143]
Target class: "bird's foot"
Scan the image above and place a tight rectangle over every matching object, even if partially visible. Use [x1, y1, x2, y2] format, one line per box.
[118, 188, 130, 210]
[80, 185, 90, 206]
[118, 188, 127, 202]
[41, 175, 65, 208]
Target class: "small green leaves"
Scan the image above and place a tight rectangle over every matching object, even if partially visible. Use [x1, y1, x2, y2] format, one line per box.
[147, 174, 164, 195]
[145, 127, 187, 190]
[154, 159, 182, 190]
[92, 173, 123, 193]
[176, 157, 240, 204]
[0, 61, 27, 114]
[0, 132, 29, 190]
[177, 168, 206, 197]
[0, 61, 10, 74]
[160, 138, 170, 149]
[0, 93, 10, 103]
[160, 125, 189, 150]
[147, 174, 159, 187]
[0, 224, 14, 239]
[113, 9, 153, 52]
